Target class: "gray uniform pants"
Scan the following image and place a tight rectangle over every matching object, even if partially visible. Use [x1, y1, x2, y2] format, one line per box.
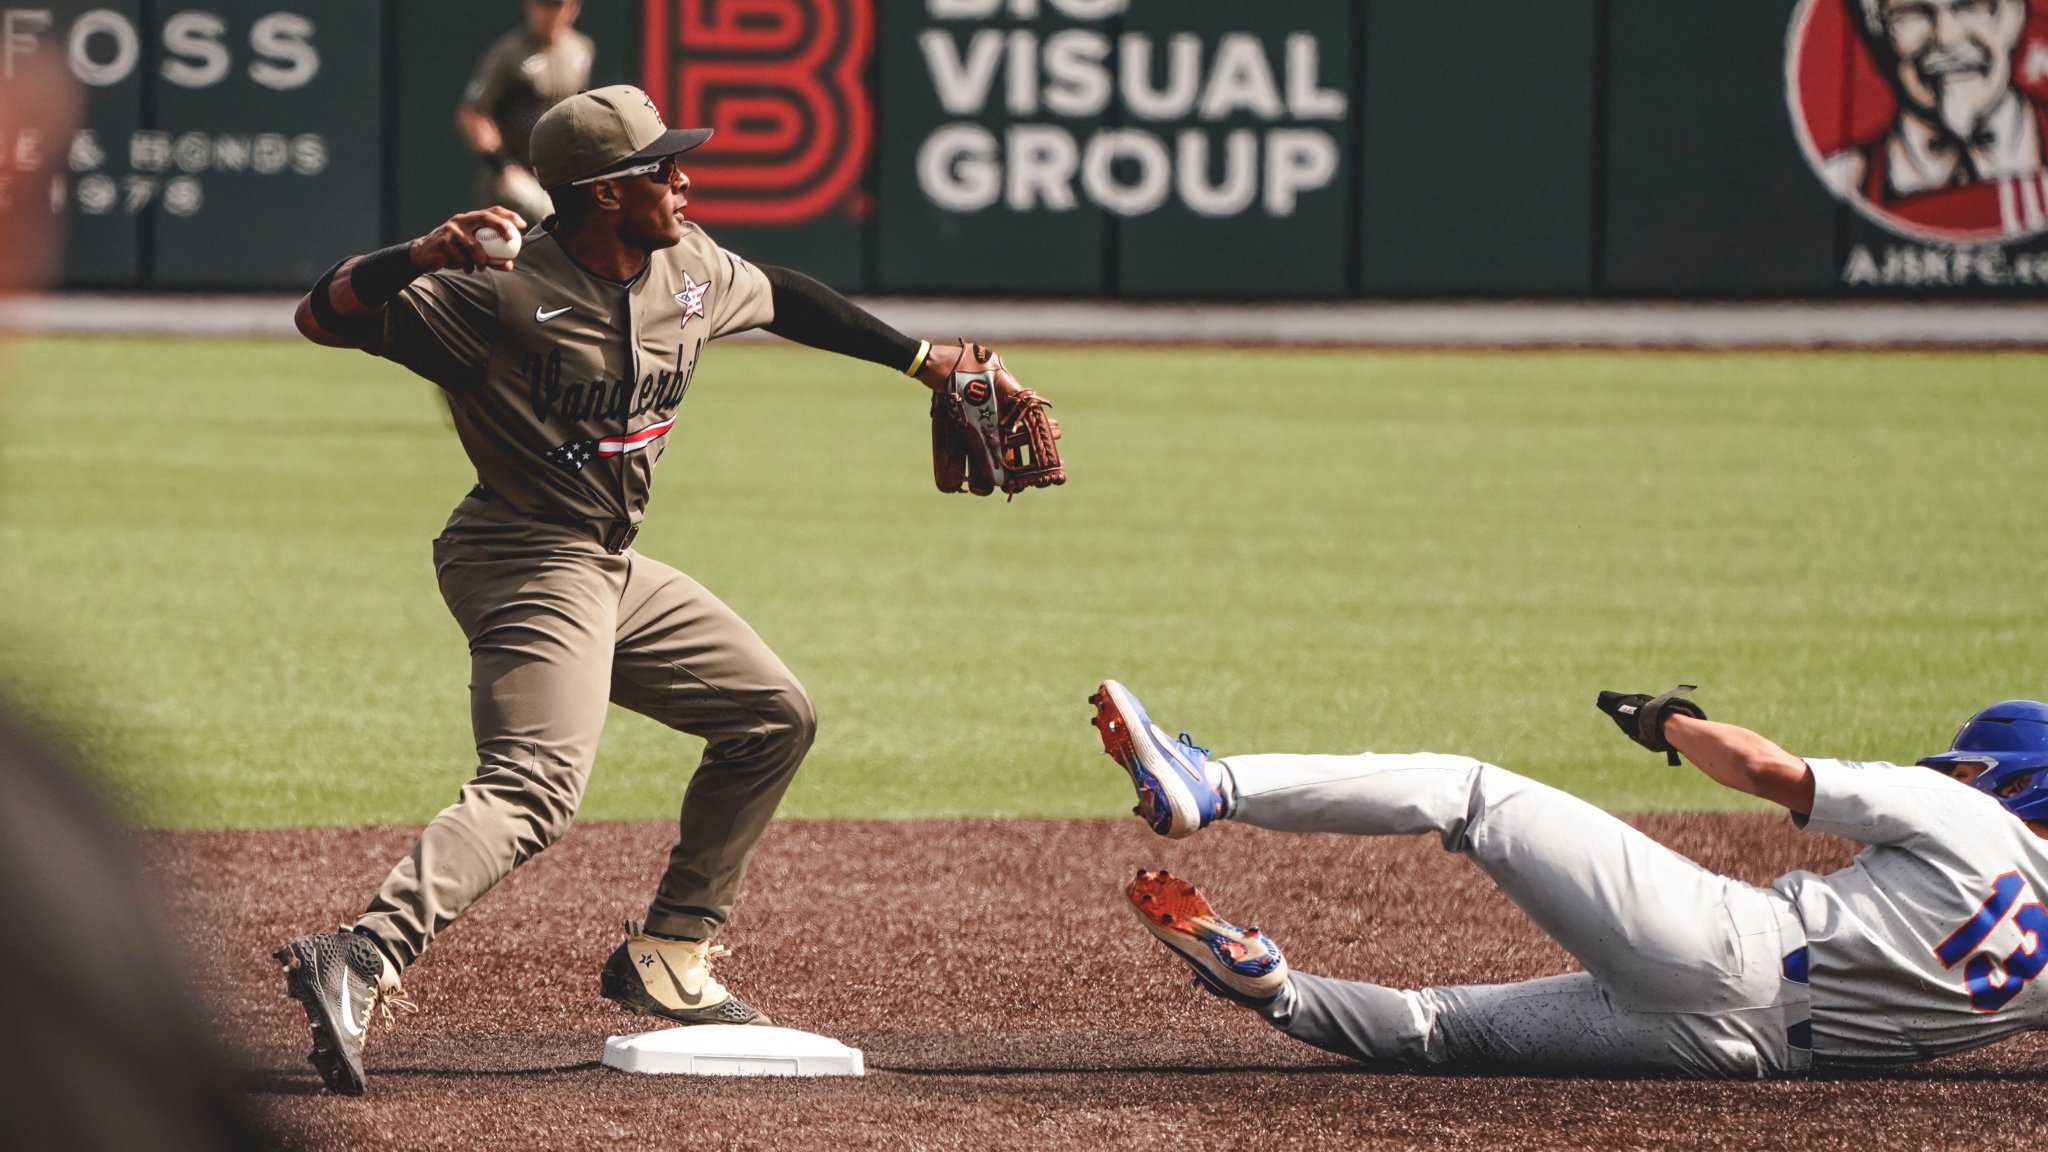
[1221, 752, 1812, 1078]
[355, 498, 815, 968]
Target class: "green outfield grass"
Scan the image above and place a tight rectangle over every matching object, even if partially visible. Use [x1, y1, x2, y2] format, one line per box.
[1, 336, 2044, 828]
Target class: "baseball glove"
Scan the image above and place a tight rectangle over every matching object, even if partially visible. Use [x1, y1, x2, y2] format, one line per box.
[1596, 683, 1707, 766]
[930, 343, 1064, 498]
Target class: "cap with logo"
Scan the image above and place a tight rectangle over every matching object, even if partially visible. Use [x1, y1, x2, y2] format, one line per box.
[529, 84, 712, 189]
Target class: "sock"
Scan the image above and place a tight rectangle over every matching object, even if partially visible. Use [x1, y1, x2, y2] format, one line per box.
[1213, 759, 1241, 820]
[1260, 980, 1298, 1025]
[351, 925, 403, 978]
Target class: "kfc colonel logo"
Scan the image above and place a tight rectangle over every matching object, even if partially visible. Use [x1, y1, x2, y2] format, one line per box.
[1788, 0, 2048, 242]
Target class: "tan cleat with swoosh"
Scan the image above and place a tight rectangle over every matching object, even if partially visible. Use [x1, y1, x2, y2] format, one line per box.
[599, 920, 770, 1026]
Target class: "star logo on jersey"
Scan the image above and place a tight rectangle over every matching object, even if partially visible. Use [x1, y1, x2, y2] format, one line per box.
[674, 273, 707, 328]
[544, 439, 597, 472]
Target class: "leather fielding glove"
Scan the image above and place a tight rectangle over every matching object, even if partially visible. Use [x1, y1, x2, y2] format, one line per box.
[930, 342, 1064, 498]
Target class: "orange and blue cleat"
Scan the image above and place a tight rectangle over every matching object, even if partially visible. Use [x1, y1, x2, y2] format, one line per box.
[1126, 869, 1288, 1007]
[1090, 679, 1226, 839]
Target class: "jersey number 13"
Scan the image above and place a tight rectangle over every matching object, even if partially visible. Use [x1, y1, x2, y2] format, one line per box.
[1936, 871, 2048, 1013]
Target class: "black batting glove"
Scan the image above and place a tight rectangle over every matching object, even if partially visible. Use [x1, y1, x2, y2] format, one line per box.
[1596, 683, 1706, 766]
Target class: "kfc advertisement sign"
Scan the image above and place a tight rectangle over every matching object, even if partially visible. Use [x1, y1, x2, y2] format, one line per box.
[1790, 0, 2048, 286]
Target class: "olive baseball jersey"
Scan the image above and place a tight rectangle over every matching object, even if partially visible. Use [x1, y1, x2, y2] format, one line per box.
[1773, 758, 2048, 1064]
[370, 222, 773, 525]
[461, 29, 595, 168]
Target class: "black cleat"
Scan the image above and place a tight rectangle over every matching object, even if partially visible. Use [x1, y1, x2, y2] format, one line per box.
[274, 930, 408, 1095]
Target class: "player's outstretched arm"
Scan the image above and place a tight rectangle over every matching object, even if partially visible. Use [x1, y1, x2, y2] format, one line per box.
[754, 264, 1063, 495]
[756, 264, 941, 384]
[753, 265, 1032, 397]
[1664, 714, 1816, 815]
[293, 207, 525, 349]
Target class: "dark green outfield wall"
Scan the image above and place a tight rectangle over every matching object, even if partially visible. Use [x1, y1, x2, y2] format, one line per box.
[29, 0, 2047, 294]
[1356, 0, 1599, 295]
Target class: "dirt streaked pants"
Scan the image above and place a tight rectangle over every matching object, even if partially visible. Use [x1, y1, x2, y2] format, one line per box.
[355, 501, 814, 968]
[1219, 752, 1812, 1078]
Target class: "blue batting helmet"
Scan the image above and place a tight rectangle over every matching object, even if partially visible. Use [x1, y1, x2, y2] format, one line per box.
[1918, 700, 2048, 823]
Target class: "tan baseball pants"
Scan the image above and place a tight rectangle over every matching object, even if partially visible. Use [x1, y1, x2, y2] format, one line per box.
[354, 495, 815, 969]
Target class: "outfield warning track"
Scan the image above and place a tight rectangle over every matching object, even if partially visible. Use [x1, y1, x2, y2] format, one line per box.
[13, 294, 2048, 348]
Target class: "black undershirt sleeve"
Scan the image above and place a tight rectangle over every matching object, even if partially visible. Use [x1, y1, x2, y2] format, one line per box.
[760, 264, 920, 373]
[306, 259, 380, 343]
[348, 242, 425, 307]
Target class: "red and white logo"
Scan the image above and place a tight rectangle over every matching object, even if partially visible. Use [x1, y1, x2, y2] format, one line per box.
[641, 0, 874, 227]
[1788, 0, 2048, 242]
[674, 272, 708, 327]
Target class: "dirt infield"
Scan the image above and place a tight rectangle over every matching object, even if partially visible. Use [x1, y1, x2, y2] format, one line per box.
[153, 815, 2048, 1151]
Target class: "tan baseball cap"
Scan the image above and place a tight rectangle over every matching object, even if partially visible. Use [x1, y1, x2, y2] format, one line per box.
[529, 84, 712, 188]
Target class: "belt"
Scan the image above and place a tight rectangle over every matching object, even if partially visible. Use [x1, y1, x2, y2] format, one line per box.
[466, 484, 640, 554]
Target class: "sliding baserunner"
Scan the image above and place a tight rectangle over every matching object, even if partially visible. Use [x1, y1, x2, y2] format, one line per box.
[1092, 680, 2048, 1077]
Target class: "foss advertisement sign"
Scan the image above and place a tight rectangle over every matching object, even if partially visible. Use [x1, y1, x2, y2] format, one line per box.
[913, 0, 1345, 221]
[3, 2, 379, 288]
[3, 6, 317, 88]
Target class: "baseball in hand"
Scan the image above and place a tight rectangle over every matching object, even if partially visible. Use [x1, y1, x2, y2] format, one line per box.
[475, 225, 522, 262]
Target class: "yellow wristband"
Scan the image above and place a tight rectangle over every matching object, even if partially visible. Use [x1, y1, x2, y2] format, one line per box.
[905, 339, 932, 378]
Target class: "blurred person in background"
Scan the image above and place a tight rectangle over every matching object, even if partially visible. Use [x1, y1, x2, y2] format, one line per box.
[0, 45, 270, 1152]
[457, 0, 594, 225]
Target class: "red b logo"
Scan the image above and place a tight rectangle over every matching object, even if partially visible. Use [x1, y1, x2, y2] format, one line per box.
[642, 0, 874, 227]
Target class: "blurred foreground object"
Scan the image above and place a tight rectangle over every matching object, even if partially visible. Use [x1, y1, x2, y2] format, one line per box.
[0, 46, 272, 1152]
[0, 47, 77, 296]
[0, 711, 271, 1150]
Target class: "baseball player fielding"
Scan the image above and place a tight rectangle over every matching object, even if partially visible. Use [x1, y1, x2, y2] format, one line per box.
[272, 83, 1057, 1095]
[1094, 679, 2048, 1076]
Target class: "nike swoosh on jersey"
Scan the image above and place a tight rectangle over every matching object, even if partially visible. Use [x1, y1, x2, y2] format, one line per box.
[535, 305, 572, 322]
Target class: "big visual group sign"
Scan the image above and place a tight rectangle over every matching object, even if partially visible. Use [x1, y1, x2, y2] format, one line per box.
[640, 0, 1355, 295]
[878, 0, 1354, 296]
[909, 0, 1345, 221]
